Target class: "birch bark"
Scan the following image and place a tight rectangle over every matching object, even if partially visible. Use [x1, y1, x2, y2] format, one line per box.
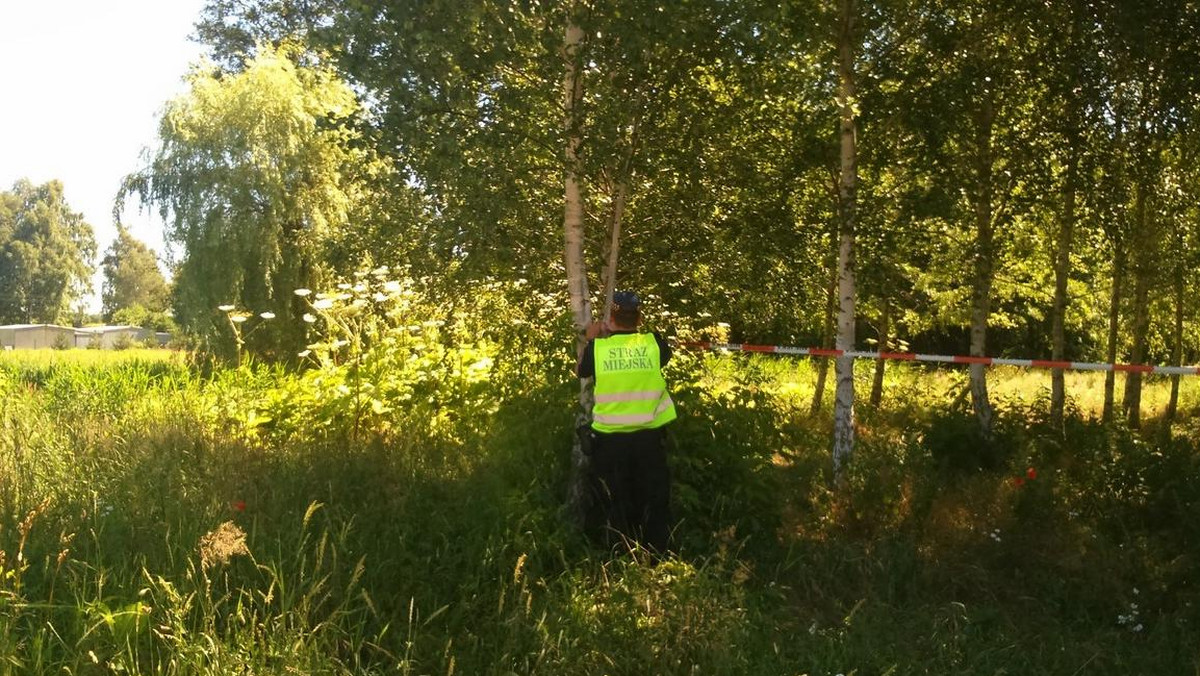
[599, 178, 627, 320]
[968, 92, 996, 439]
[599, 118, 637, 321]
[562, 19, 592, 525]
[832, 0, 858, 483]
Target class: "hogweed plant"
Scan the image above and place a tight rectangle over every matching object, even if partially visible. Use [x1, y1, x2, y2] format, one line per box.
[217, 304, 276, 368]
[221, 268, 501, 445]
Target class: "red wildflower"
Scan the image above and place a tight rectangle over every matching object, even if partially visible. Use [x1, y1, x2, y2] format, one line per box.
[231, 500, 246, 512]
[1012, 477, 1026, 487]
[1026, 467, 1038, 480]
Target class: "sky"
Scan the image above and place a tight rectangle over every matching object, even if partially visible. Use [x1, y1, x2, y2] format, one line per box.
[0, 0, 209, 312]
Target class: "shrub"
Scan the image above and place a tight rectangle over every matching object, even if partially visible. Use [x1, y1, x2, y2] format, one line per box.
[922, 408, 1010, 473]
[113, 334, 135, 351]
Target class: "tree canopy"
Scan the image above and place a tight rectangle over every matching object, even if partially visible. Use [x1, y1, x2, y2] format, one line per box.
[154, 0, 1200, 429]
[100, 224, 170, 321]
[0, 179, 95, 325]
[121, 43, 392, 355]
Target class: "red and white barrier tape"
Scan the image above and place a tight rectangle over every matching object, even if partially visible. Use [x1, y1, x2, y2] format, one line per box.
[680, 342, 1200, 376]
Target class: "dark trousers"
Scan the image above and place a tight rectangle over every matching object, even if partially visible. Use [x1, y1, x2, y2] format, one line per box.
[586, 426, 672, 554]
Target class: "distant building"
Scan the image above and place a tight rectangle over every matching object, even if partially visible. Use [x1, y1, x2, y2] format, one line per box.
[0, 324, 77, 349]
[73, 325, 155, 349]
[0, 323, 167, 350]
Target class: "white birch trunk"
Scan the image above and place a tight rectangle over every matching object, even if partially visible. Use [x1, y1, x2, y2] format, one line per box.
[832, 0, 858, 484]
[563, 21, 589, 335]
[968, 94, 996, 439]
[562, 19, 592, 525]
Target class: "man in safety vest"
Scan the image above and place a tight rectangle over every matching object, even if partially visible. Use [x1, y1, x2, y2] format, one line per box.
[577, 290, 676, 554]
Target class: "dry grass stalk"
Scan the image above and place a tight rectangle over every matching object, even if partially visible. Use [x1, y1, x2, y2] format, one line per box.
[198, 521, 250, 569]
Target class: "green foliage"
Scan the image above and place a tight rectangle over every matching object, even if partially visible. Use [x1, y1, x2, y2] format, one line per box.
[668, 353, 796, 545]
[182, 0, 1200, 376]
[9, 0, 1200, 667]
[112, 303, 177, 334]
[921, 408, 1009, 473]
[121, 43, 390, 357]
[100, 224, 170, 320]
[0, 179, 96, 324]
[551, 557, 756, 673]
[190, 0, 844, 347]
[214, 271, 570, 446]
[111, 334, 135, 351]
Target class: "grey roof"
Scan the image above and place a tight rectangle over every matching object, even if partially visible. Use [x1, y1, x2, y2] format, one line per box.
[0, 323, 74, 330]
[77, 325, 142, 333]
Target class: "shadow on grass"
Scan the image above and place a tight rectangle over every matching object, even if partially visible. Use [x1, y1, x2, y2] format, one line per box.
[757, 396, 1200, 675]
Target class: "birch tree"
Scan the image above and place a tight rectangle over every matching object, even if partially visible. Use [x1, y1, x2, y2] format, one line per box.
[832, 0, 859, 481]
[911, 0, 1041, 438]
[1103, 0, 1200, 427]
[1037, 0, 1095, 429]
[562, 15, 593, 523]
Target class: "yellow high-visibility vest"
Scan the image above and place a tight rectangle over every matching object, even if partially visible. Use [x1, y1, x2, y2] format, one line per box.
[591, 332, 676, 433]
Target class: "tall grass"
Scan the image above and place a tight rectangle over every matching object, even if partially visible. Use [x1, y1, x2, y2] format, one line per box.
[2, 326, 1198, 673]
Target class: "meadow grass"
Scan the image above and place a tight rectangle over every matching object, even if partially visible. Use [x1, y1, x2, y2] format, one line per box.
[1, 347, 1198, 675]
[0, 348, 181, 368]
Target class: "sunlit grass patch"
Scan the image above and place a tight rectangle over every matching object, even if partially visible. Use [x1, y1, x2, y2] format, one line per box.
[0, 346, 180, 368]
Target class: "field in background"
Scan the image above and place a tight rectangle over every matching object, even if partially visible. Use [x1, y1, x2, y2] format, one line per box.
[0, 347, 181, 367]
[2, 347, 1198, 675]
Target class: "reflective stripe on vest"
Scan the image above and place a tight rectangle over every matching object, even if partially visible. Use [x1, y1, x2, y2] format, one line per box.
[592, 332, 677, 433]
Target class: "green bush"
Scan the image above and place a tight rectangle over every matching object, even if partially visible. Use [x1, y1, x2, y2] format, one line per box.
[668, 352, 791, 549]
[921, 408, 1010, 472]
[112, 334, 135, 351]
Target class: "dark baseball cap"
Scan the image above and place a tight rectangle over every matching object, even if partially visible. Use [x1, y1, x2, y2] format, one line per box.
[612, 290, 641, 310]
